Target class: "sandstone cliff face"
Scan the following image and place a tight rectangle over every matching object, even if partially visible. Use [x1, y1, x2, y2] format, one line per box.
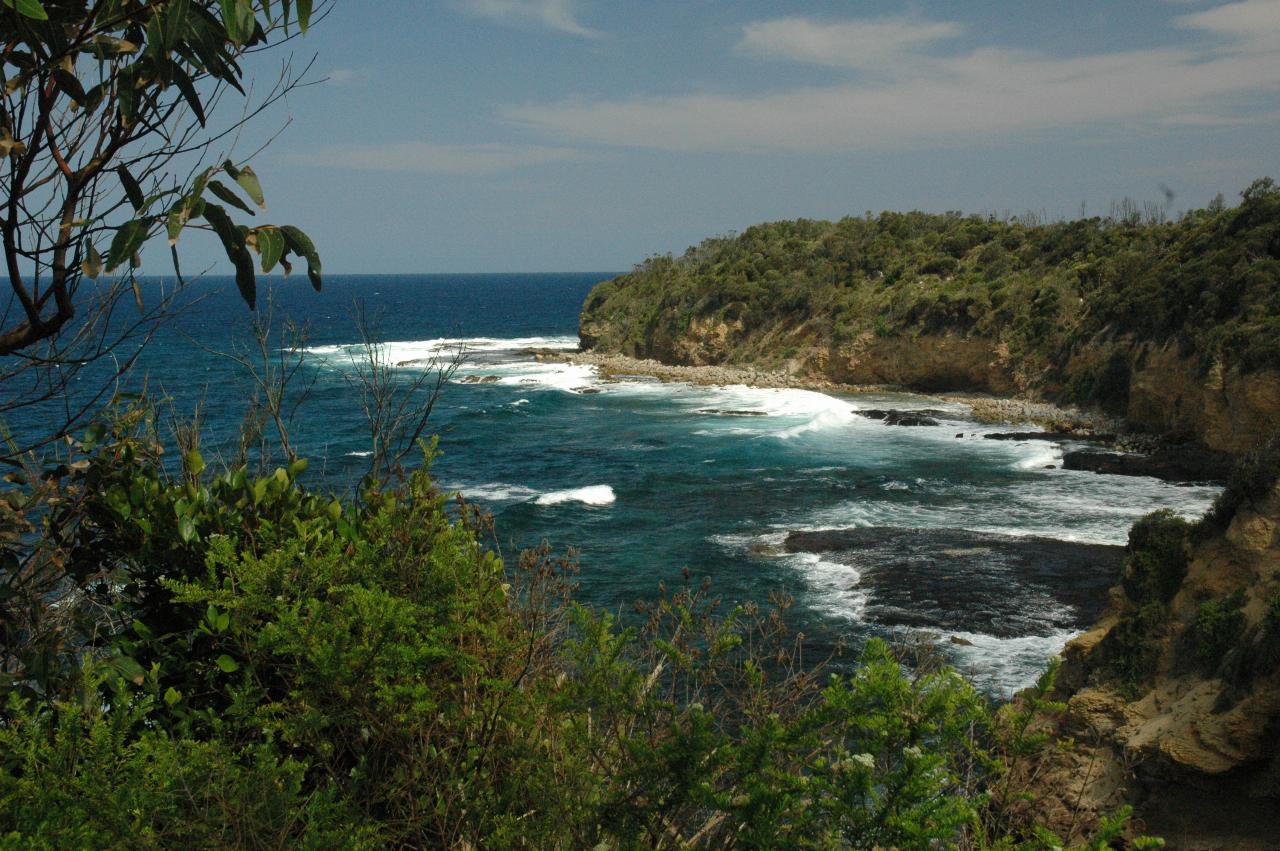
[812, 332, 1022, 395]
[1040, 482, 1280, 847]
[1125, 346, 1280, 456]
[580, 310, 1280, 456]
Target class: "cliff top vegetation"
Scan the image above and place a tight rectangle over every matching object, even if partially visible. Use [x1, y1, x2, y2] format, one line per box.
[582, 179, 1280, 411]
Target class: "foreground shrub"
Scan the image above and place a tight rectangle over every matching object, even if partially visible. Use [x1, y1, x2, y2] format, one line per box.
[1, 412, 1152, 848]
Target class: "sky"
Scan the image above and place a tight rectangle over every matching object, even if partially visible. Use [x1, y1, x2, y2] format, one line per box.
[184, 0, 1280, 273]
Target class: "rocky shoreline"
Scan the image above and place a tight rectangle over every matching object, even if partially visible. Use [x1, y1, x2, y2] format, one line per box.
[534, 349, 1231, 483]
[544, 349, 1118, 433]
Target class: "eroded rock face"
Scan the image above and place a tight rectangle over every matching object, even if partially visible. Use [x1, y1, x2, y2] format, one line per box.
[1043, 482, 1280, 844]
[819, 333, 1021, 395]
[580, 304, 1280, 458]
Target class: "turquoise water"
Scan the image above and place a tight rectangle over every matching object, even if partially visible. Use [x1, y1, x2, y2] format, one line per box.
[35, 274, 1224, 696]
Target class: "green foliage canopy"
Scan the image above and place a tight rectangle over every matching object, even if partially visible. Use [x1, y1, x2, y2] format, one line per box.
[0, 0, 324, 358]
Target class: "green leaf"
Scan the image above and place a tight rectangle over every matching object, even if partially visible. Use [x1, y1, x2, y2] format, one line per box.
[159, 0, 191, 51]
[117, 166, 144, 211]
[215, 654, 239, 673]
[287, 458, 308, 478]
[108, 655, 146, 685]
[233, 164, 264, 208]
[52, 68, 86, 106]
[255, 226, 284, 273]
[296, 0, 312, 32]
[185, 449, 205, 476]
[217, 0, 254, 44]
[84, 422, 106, 447]
[2, 0, 49, 21]
[171, 64, 207, 126]
[280, 225, 322, 291]
[164, 686, 182, 706]
[105, 219, 150, 272]
[167, 193, 206, 245]
[202, 203, 257, 309]
[178, 516, 196, 543]
[206, 179, 255, 215]
[81, 242, 102, 279]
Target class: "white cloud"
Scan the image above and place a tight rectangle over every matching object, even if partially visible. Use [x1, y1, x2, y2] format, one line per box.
[503, 2, 1280, 152]
[456, 0, 599, 38]
[738, 16, 962, 70]
[295, 141, 582, 175]
[1174, 0, 1280, 43]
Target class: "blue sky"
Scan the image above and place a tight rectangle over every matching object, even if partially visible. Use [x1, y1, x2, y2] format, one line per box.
[203, 0, 1280, 272]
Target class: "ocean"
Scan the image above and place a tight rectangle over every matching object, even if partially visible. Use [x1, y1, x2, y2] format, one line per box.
[27, 273, 1223, 696]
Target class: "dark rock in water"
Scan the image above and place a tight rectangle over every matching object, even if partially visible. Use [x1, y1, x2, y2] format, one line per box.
[949, 635, 975, 646]
[784, 527, 1123, 637]
[576, 387, 602, 395]
[695, 408, 768, 416]
[1062, 446, 1230, 483]
[460, 374, 501, 384]
[860, 409, 941, 427]
[986, 430, 1116, 443]
[956, 433, 964, 439]
[525, 347, 579, 360]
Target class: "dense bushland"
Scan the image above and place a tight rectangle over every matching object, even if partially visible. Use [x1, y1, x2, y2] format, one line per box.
[0, 405, 1154, 848]
[582, 179, 1280, 410]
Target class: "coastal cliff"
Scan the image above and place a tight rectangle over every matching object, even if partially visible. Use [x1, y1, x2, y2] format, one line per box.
[1029, 442, 1280, 847]
[580, 179, 1280, 455]
[579, 181, 1280, 845]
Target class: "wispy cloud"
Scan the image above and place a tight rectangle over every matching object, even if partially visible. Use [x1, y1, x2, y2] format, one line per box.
[737, 16, 962, 70]
[456, 0, 599, 38]
[294, 141, 582, 175]
[1174, 0, 1280, 43]
[504, 0, 1280, 152]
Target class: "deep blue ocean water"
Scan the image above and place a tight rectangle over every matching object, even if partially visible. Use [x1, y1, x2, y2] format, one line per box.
[22, 274, 1222, 695]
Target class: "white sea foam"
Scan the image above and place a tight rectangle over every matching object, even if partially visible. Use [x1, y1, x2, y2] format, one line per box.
[535, 485, 616, 506]
[345, 450, 373, 457]
[495, 363, 598, 392]
[787, 552, 869, 619]
[1015, 444, 1064, 470]
[938, 629, 1080, 697]
[510, 398, 530, 406]
[442, 482, 541, 503]
[666, 384, 863, 439]
[787, 468, 1219, 546]
[306, 335, 578, 362]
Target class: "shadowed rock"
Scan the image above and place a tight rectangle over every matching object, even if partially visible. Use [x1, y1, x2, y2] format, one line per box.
[1062, 447, 1230, 483]
[860, 409, 943, 427]
[784, 527, 1123, 637]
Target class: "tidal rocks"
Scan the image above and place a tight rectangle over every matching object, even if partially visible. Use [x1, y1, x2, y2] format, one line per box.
[459, 374, 501, 384]
[985, 430, 1116, 442]
[860, 409, 943, 427]
[783, 527, 1123, 637]
[1061, 446, 1231, 483]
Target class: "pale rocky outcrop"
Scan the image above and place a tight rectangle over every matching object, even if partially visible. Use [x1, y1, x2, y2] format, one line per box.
[1037, 483, 1280, 848]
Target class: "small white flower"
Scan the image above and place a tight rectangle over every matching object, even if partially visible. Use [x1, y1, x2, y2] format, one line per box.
[852, 752, 875, 770]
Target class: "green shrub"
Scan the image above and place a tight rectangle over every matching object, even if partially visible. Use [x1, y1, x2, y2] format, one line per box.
[1122, 510, 1191, 606]
[0, 411, 1158, 848]
[1192, 591, 1248, 674]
